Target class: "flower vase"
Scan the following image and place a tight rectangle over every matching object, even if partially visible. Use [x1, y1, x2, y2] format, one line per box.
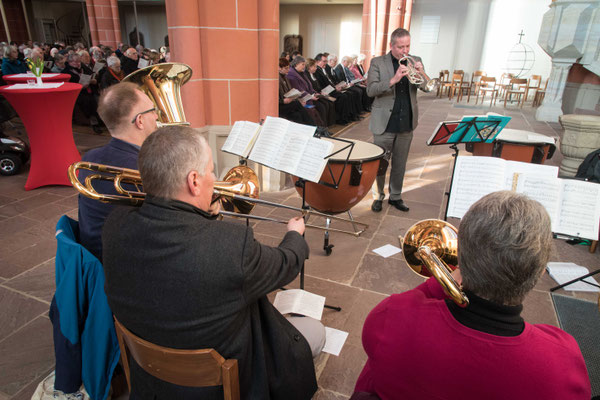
[35, 76, 43, 86]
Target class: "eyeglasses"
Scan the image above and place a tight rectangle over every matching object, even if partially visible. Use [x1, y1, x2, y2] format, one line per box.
[131, 107, 157, 124]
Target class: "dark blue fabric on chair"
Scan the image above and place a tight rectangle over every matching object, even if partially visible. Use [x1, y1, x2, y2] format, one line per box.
[49, 215, 120, 400]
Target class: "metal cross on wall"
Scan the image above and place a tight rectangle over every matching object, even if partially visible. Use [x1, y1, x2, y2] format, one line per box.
[518, 30, 525, 43]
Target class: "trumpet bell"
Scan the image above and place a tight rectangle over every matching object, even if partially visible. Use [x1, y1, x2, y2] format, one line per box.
[401, 219, 458, 276]
[214, 166, 260, 214]
[123, 62, 192, 127]
[425, 78, 440, 92]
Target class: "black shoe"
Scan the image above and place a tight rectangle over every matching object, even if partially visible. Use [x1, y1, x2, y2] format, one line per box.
[92, 125, 103, 134]
[388, 199, 409, 212]
[371, 200, 383, 212]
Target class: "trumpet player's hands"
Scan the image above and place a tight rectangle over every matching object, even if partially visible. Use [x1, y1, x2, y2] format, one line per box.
[390, 64, 409, 86]
[287, 216, 305, 235]
[414, 60, 424, 73]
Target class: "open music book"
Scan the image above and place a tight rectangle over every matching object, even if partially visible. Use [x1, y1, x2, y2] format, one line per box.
[221, 116, 334, 183]
[284, 88, 302, 99]
[447, 156, 600, 240]
[321, 85, 335, 95]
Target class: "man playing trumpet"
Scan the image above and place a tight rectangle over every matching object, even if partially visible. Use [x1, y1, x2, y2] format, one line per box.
[367, 28, 432, 213]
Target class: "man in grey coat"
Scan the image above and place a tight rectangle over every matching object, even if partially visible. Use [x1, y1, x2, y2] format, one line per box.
[103, 126, 324, 399]
[367, 28, 431, 212]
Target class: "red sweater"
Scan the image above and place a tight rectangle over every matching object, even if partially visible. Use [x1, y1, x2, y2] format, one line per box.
[355, 278, 591, 400]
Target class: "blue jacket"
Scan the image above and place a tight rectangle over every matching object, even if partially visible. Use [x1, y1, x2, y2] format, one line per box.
[49, 216, 120, 400]
[1, 57, 28, 75]
[78, 138, 139, 261]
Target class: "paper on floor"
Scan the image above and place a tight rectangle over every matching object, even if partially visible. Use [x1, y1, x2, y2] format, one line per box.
[373, 244, 402, 258]
[322, 327, 349, 356]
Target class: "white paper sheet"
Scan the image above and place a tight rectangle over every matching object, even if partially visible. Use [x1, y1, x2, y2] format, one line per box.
[322, 327, 349, 356]
[372, 244, 402, 258]
[546, 262, 599, 292]
[273, 289, 325, 321]
[6, 82, 64, 89]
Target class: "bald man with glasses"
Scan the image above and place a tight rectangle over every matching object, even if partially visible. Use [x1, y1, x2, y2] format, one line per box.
[77, 82, 158, 261]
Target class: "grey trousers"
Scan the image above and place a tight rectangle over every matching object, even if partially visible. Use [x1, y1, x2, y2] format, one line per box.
[287, 316, 326, 358]
[372, 130, 413, 201]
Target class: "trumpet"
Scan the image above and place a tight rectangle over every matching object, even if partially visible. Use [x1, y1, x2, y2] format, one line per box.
[400, 219, 468, 307]
[399, 55, 440, 92]
[68, 162, 368, 237]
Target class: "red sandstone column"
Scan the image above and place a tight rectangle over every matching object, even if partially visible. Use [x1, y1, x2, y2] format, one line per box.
[85, 0, 121, 49]
[257, 0, 279, 120]
[360, 0, 413, 68]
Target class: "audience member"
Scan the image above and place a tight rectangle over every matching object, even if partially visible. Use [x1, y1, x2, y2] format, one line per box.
[1, 45, 27, 75]
[77, 82, 158, 261]
[120, 47, 139, 76]
[278, 57, 316, 126]
[305, 58, 336, 126]
[99, 56, 124, 90]
[102, 125, 324, 399]
[354, 191, 591, 399]
[63, 53, 102, 133]
[287, 56, 326, 127]
[314, 53, 360, 124]
[51, 53, 66, 73]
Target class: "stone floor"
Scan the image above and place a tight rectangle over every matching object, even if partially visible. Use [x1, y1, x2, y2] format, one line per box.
[0, 93, 598, 400]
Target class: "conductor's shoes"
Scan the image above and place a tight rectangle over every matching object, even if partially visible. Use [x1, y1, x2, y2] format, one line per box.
[371, 200, 383, 212]
[388, 199, 409, 212]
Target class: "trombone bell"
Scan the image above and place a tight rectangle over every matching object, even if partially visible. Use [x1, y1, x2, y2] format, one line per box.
[400, 219, 468, 307]
[214, 166, 260, 214]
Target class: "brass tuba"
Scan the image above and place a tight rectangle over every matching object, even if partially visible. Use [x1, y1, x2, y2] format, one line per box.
[399, 219, 469, 307]
[123, 62, 192, 127]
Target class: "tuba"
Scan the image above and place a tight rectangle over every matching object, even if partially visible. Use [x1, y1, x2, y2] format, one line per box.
[400, 219, 469, 307]
[123, 62, 192, 127]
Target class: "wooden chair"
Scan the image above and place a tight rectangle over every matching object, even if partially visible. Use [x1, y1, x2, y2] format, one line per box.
[497, 72, 515, 99]
[524, 74, 542, 103]
[532, 79, 548, 107]
[475, 76, 499, 105]
[114, 317, 240, 400]
[437, 70, 451, 97]
[503, 78, 528, 108]
[466, 70, 486, 102]
[448, 73, 465, 101]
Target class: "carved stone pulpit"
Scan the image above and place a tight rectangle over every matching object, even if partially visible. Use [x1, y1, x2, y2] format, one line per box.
[536, 0, 600, 122]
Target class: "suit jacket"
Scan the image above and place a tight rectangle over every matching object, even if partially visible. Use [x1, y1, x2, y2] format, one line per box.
[366, 52, 429, 135]
[333, 64, 347, 83]
[102, 196, 317, 400]
[315, 67, 334, 89]
[78, 138, 139, 261]
[325, 64, 341, 85]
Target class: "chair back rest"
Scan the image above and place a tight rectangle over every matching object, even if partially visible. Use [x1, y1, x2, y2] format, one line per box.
[480, 76, 496, 87]
[452, 73, 463, 83]
[114, 318, 240, 399]
[509, 78, 528, 89]
[471, 70, 485, 83]
[439, 70, 449, 81]
[529, 74, 542, 87]
[453, 69, 464, 76]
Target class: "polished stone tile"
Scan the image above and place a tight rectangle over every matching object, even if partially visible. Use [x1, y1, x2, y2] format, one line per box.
[304, 232, 369, 283]
[0, 195, 16, 207]
[3, 259, 55, 303]
[342, 289, 388, 347]
[0, 391, 9, 400]
[351, 253, 424, 295]
[318, 342, 367, 396]
[522, 289, 559, 327]
[0, 317, 54, 396]
[0, 193, 64, 218]
[0, 287, 49, 341]
[0, 215, 39, 236]
[21, 203, 74, 223]
[0, 239, 56, 279]
[313, 388, 350, 400]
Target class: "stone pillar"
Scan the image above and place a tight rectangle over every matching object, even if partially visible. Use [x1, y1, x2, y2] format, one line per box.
[558, 115, 600, 177]
[86, 0, 121, 49]
[536, 0, 600, 122]
[165, 0, 281, 189]
[360, 0, 413, 68]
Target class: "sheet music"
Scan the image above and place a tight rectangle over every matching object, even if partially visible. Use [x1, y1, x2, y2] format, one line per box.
[556, 179, 600, 240]
[78, 73, 92, 87]
[294, 138, 333, 182]
[93, 62, 106, 73]
[138, 58, 149, 68]
[284, 88, 301, 99]
[300, 93, 313, 103]
[274, 132, 309, 174]
[516, 176, 562, 231]
[504, 160, 558, 189]
[321, 85, 334, 95]
[248, 117, 289, 167]
[447, 156, 506, 218]
[221, 120, 261, 157]
[273, 289, 325, 321]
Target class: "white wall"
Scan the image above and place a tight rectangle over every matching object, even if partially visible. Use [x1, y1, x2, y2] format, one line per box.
[280, 4, 362, 59]
[479, 0, 552, 80]
[119, 4, 168, 50]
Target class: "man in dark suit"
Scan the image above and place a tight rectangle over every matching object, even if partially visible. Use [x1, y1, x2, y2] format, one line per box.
[102, 126, 324, 399]
[367, 28, 432, 213]
[77, 82, 158, 261]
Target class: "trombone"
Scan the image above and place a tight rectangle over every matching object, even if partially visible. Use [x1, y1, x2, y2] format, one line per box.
[399, 55, 440, 92]
[68, 162, 368, 237]
[400, 219, 469, 307]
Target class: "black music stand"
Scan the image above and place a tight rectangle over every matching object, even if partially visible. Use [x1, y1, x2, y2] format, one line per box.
[426, 116, 507, 221]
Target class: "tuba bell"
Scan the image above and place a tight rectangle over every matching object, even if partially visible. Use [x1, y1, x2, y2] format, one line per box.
[400, 219, 469, 307]
[123, 62, 192, 127]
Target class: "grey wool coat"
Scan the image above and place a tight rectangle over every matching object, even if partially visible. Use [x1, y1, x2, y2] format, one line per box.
[102, 196, 317, 400]
[366, 52, 430, 135]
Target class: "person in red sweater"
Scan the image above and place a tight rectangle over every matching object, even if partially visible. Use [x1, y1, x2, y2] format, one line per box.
[354, 191, 591, 400]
